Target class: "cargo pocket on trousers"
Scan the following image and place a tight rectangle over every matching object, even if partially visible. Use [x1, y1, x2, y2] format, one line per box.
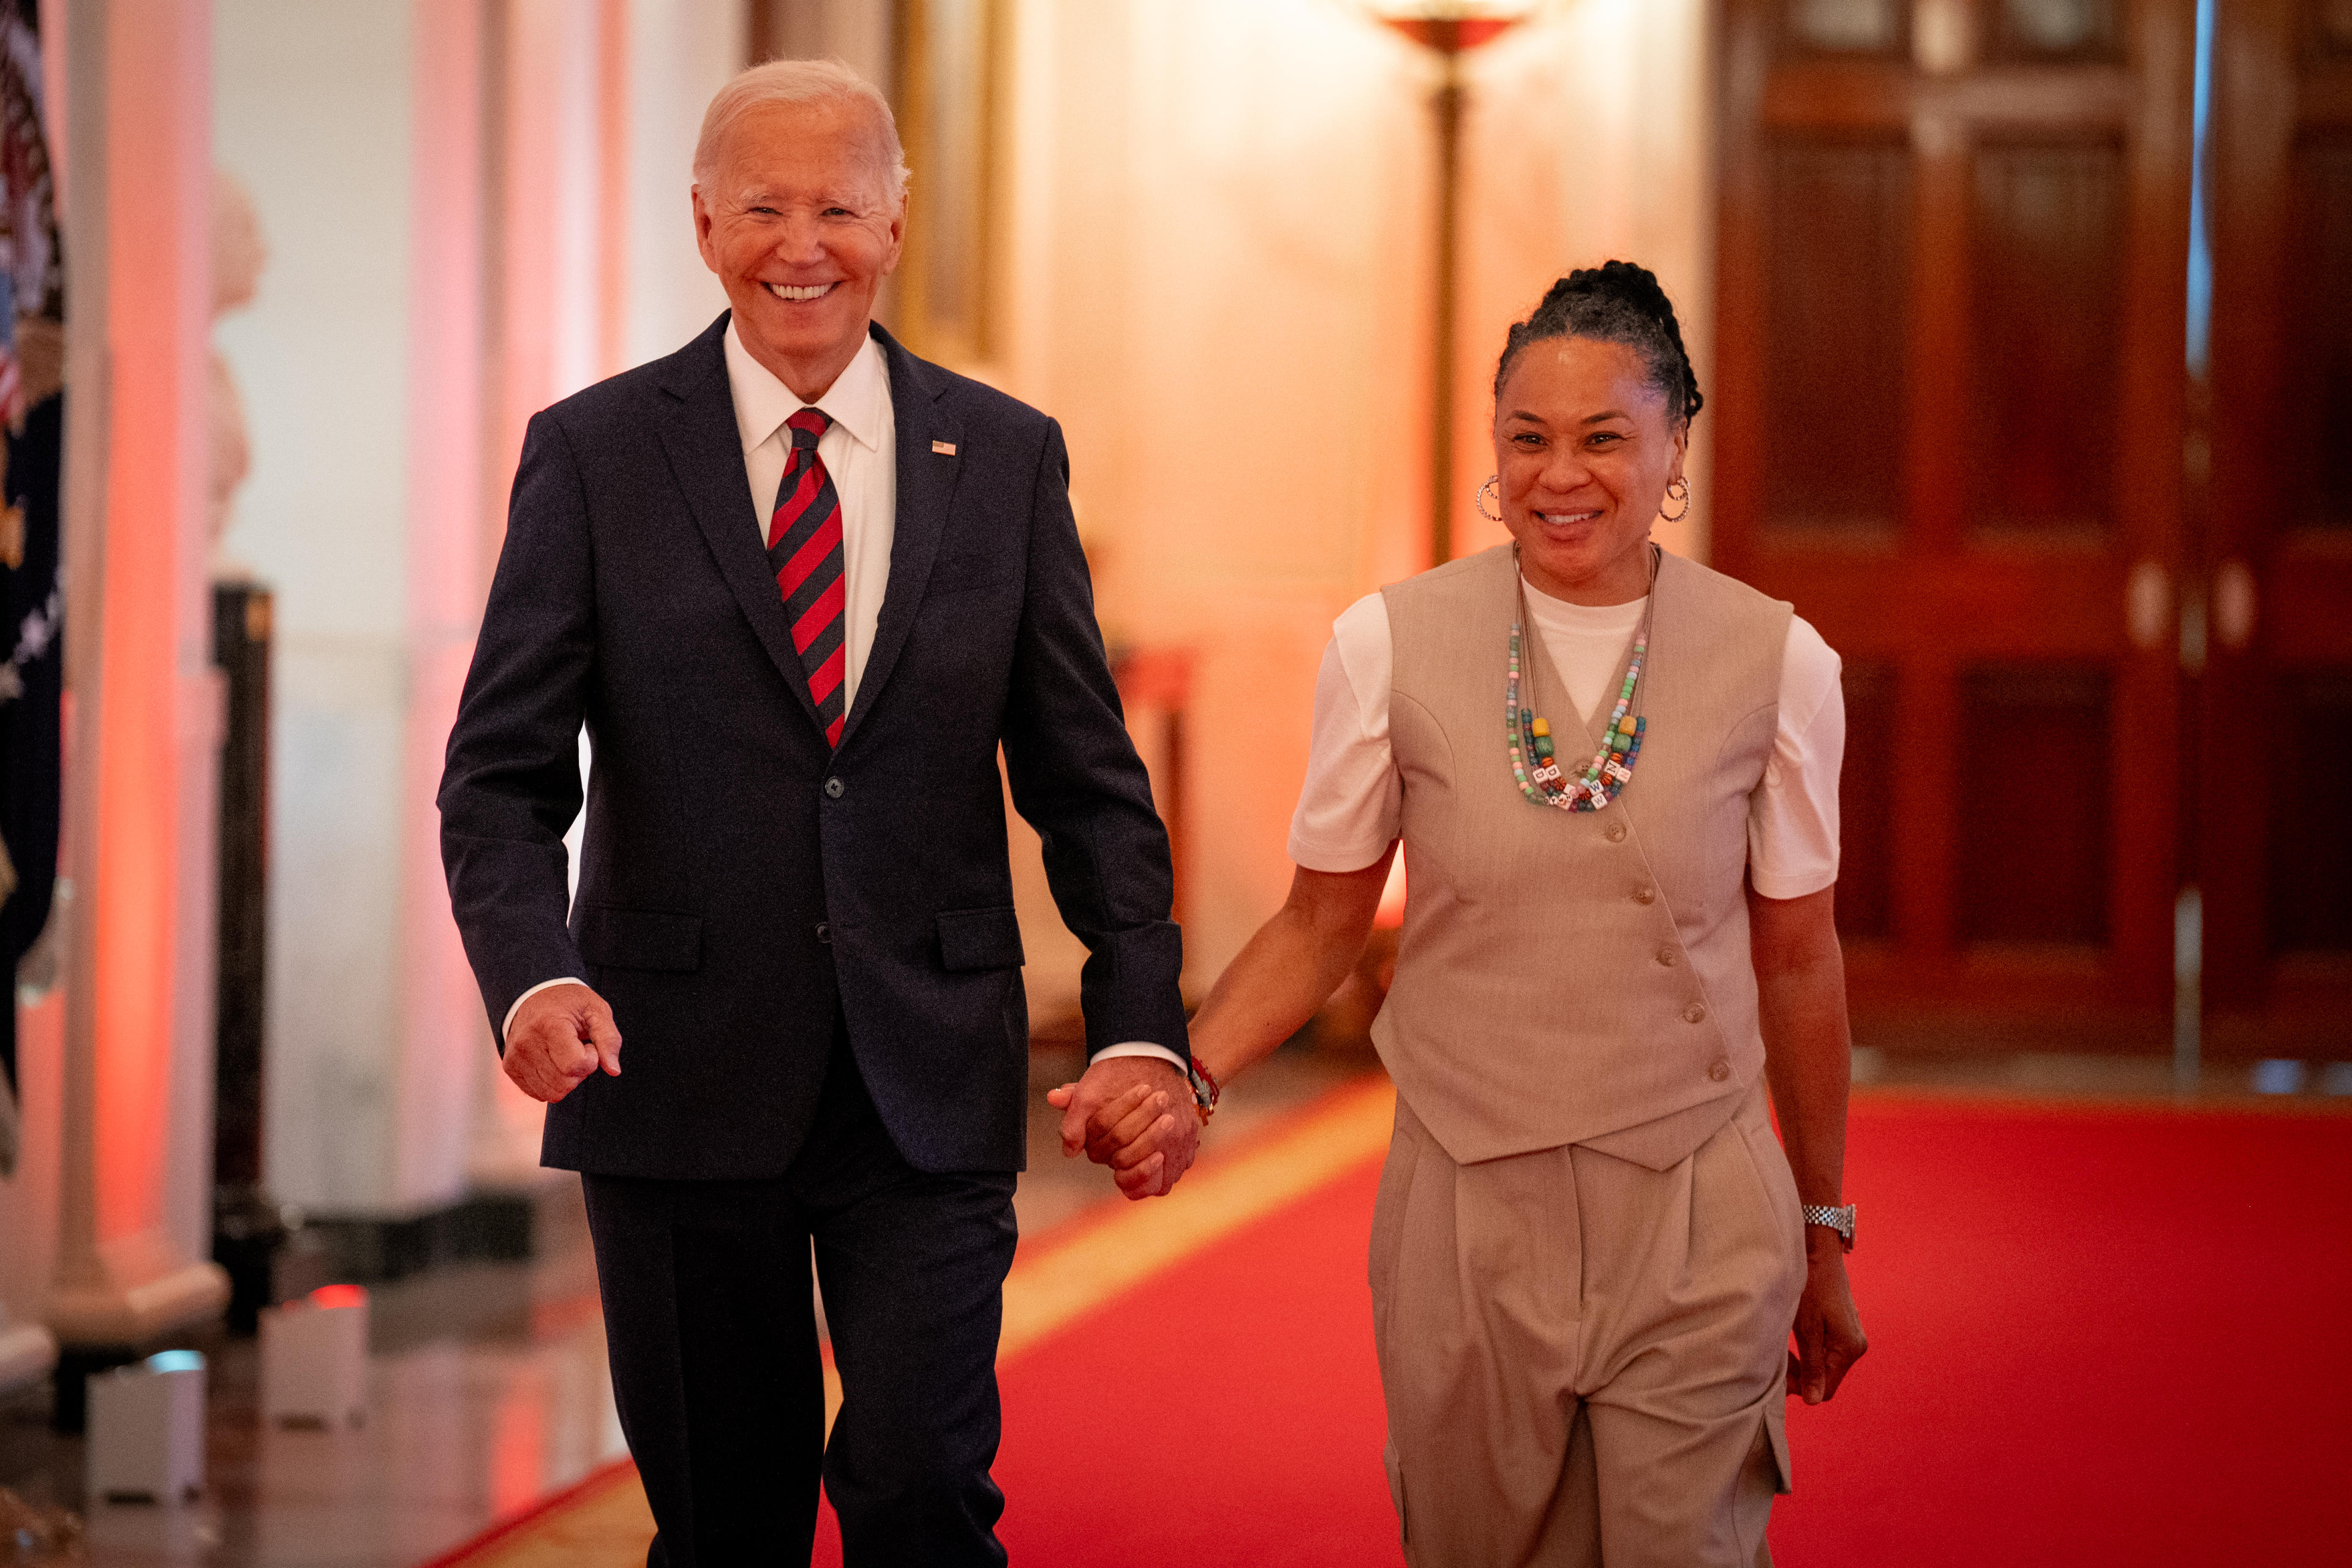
[1382, 1438, 1408, 1545]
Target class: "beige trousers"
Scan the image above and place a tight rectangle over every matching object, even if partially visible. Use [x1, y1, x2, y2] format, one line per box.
[1368, 1079, 1805, 1568]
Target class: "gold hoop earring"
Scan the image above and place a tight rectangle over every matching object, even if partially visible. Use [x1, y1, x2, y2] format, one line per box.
[1659, 477, 1691, 523]
[1476, 475, 1502, 523]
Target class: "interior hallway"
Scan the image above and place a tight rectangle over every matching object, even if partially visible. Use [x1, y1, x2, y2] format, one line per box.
[5, 1043, 2346, 1566]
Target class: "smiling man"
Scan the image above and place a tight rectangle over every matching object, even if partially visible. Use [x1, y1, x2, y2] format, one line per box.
[439, 60, 1196, 1566]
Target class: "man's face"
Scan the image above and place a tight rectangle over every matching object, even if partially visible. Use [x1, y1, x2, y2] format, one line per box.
[693, 98, 905, 394]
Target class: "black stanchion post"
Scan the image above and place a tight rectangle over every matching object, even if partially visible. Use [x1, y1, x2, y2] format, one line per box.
[211, 579, 284, 1334]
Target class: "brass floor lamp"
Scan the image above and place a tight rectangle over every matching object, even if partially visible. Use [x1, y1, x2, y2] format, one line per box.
[1359, 2, 1545, 565]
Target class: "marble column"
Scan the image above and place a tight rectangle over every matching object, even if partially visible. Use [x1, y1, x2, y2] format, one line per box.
[46, 0, 231, 1356]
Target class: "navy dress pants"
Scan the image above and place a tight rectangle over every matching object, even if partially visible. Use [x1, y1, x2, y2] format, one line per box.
[581, 1031, 1019, 1567]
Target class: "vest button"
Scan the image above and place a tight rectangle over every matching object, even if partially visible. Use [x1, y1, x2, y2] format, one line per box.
[1634, 886, 1657, 905]
[1657, 947, 1678, 967]
[1605, 822, 1627, 843]
[824, 777, 845, 799]
[1684, 1002, 1708, 1024]
[815, 922, 831, 944]
[1708, 1058, 1731, 1082]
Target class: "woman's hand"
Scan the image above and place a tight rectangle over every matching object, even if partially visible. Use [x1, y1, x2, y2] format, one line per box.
[1752, 882, 1868, 1403]
[1787, 1235, 1867, 1403]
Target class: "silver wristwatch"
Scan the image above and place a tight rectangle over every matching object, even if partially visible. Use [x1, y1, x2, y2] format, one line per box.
[1801, 1203, 1856, 1251]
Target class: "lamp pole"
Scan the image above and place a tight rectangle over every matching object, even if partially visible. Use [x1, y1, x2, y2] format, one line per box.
[1429, 50, 1464, 566]
[1371, 7, 1534, 567]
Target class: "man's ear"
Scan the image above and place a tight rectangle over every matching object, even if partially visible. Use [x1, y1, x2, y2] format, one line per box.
[880, 195, 908, 278]
[691, 185, 720, 273]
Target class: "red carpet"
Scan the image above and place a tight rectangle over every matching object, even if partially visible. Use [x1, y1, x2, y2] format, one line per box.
[881, 1095, 2350, 1566]
[439, 1090, 2351, 1566]
[1773, 1097, 2352, 1565]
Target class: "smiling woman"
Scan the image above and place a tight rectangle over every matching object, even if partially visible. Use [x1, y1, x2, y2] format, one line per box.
[1083, 260, 1870, 1561]
[1488, 263, 1704, 604]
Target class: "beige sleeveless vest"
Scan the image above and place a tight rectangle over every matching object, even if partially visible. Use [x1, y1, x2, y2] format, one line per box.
[1373, 545, 1793, 1170]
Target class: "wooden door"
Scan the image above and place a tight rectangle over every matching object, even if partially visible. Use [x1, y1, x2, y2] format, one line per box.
[2203, 0, 2352, 1055]
[1715, 0, 2197, 1050]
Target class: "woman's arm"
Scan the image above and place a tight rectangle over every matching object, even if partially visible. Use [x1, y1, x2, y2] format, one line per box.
[1050, 848, 1395, 1174]
[1750, 882, 1868, 1403]
[1191, 848, 1396, 1086]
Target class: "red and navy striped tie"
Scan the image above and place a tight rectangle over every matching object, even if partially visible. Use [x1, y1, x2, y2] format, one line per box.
[767, 408, 848, 747]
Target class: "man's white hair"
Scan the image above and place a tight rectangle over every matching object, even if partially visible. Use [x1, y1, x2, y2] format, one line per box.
[693, 58, 910, 202]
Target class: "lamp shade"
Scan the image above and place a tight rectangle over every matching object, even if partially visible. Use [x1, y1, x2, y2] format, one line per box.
[1360, 0, 1542, 52]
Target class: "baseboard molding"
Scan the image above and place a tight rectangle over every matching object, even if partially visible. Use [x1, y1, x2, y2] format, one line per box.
[294, 1178, 575, 1287]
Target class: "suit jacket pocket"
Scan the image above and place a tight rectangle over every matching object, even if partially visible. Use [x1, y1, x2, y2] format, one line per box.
[576, 905, 704, 972]
[924, 553, 1022, 598]
[937, 906, 1026, 971]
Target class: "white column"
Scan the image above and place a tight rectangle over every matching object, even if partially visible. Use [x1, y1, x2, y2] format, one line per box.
[46, 0, 230, 1351]
[621, 0, 739, 371]
[465, 0, 745, 1183]
[398, 0, 496, 1207]
[461, 0, 620, 1185]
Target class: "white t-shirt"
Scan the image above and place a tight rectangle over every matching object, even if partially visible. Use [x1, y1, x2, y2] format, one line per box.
[1286, 577, 1845, 900]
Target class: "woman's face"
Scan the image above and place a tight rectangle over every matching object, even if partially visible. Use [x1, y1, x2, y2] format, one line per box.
[1491, 336, 1686, 605]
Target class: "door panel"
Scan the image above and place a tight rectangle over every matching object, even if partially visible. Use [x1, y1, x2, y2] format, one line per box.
[2204, 0, 2352, 1050]
[1765, 140, 1914, 532]
[1967, 140, 2127, 535]
[1717, 0, 2194, 1045]
[2283, 137, 2352, 529]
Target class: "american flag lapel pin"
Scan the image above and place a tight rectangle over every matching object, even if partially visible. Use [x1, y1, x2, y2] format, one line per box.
[932, 440, 957, 456]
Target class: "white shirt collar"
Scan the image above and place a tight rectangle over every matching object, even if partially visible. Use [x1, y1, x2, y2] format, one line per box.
[723, 320, 889, 458]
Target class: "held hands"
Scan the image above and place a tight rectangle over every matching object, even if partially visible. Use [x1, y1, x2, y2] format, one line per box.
[1045, 1056, 1200, 1201]
[503, 982, 624, 1103]
[1787, 1234, 1867, 1404]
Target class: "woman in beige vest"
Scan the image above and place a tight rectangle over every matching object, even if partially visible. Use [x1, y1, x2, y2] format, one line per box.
[1066, 263, 1866, 1565]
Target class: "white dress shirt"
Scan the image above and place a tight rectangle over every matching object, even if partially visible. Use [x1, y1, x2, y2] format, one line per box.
[511, 326, 1186, 1079]
[1288, 576, 1845, 899]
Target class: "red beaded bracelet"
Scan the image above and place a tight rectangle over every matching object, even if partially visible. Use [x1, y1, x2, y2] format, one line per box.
[1186, 1054, 1221, 1125]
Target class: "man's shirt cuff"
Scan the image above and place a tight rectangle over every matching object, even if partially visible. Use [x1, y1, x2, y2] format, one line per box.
[1091, 1041, 1188, 1074]
[504, 976, 586, 1040]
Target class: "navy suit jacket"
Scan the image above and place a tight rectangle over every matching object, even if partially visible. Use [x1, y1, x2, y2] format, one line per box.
[439, 317, 1186, 1180]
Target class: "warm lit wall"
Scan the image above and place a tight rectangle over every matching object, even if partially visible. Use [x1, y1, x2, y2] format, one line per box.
[213, 0, 428, 1213]
[989, 0, 1717, 995]
[213, 0, 744, 1213]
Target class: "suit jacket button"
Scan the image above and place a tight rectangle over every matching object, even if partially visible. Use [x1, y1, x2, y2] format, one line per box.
[1657, 946, 1678, 967]
[1708, 1058, 1731, 1082]
[824, 777, 845, 799]
[815, 922, 831, 944]
[1606, 822, 1627, 842]
[1684, 1002, 1708, 1024]
[1634, 885, 1657, 905]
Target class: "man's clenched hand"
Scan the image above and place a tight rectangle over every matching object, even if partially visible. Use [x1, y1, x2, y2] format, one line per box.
[1045, 1055, 1199, 1200]
[503, 982, 624, 1103]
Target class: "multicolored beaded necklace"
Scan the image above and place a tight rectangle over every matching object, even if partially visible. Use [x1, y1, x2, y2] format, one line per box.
[1506, 544, 1659, 813]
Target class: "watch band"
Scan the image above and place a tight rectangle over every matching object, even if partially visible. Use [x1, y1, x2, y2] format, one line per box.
[1801, 1203, 1856, 1251]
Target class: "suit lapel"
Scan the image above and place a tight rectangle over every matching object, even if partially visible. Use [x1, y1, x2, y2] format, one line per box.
[655, 313, 827, 734]
[839, 323, 963, 748]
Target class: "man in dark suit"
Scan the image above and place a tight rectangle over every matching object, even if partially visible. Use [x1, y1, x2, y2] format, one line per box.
[439, 60, 1199, 1566]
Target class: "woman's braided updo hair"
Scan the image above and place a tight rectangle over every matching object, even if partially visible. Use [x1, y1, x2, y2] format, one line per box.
[1492, 260, 1703, 428]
